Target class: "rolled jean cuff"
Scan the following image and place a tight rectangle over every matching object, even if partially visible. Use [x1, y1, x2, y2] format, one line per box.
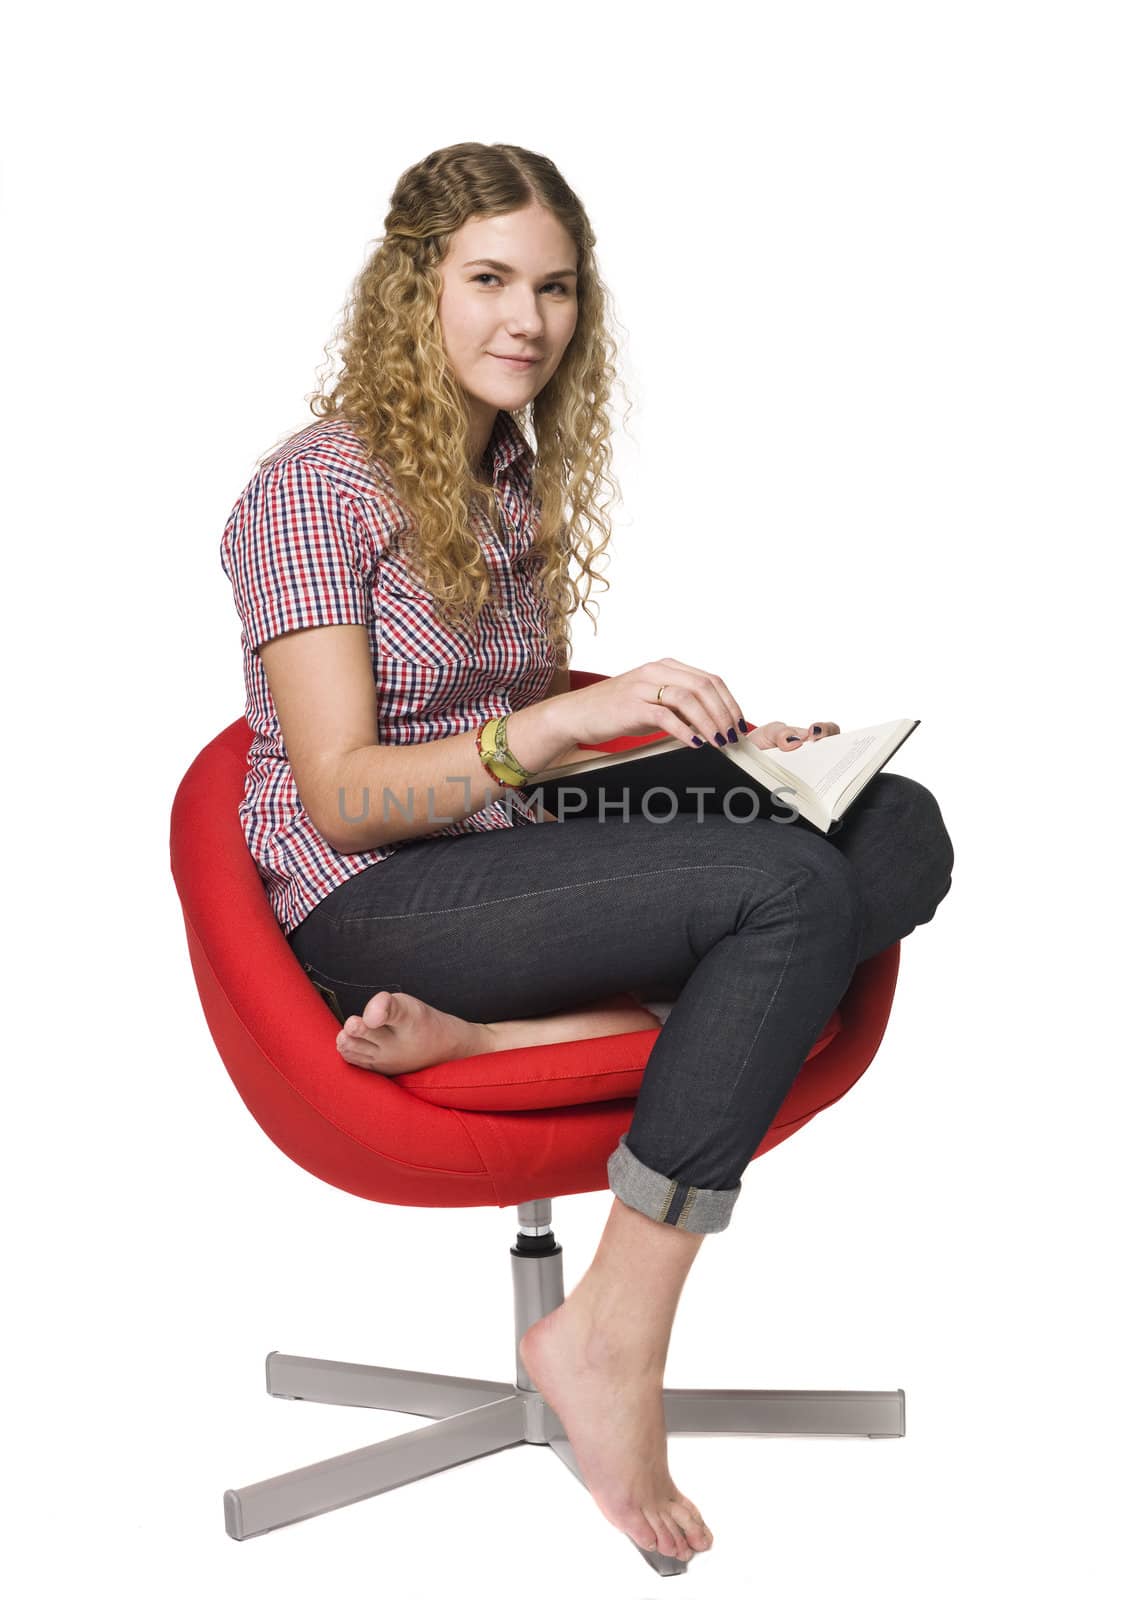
[607, 1134, 741, 1234]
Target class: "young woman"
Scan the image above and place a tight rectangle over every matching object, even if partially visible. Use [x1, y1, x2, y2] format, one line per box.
[220, 141, 955, 1563]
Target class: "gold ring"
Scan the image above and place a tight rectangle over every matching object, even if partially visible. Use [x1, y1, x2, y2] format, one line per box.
[656, 684, 667, 704]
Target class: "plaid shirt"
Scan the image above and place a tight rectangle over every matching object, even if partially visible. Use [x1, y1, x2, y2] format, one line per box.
[219, 411, 556, 935]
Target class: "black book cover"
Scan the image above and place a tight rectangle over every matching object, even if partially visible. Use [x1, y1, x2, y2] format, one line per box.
[520, 738, 814, 829]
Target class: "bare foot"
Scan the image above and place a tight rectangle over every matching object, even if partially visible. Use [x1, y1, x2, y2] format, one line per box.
[336, 991, 493, 1075]
[336, 989, 668, 1075]
[519, 1301, 713, 1562]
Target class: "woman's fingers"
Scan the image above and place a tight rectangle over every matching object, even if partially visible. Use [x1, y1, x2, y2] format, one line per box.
[647, 660, 839, 754]
[650, 703, 711, 750]
[646, 665, 735, 745]
[655, 658, 746, 741]
[747, 720, 800, 750]
[747, 720, 840, 751]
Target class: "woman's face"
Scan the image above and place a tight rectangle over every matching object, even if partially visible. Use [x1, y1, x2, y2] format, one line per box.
[436, 203, 579, 456]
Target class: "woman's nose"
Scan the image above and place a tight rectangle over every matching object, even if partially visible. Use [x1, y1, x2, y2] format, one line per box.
[505, 293, 545, 332]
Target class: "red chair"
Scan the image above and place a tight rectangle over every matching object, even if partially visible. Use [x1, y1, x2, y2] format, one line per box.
[169, 668, 903, 1573]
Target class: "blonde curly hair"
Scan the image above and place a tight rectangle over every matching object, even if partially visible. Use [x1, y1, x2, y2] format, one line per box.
[278, 141, 631, 668]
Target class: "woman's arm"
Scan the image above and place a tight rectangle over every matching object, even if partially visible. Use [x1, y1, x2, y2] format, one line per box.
[529, 663, 573, 821]
[257, 624, 577, 853]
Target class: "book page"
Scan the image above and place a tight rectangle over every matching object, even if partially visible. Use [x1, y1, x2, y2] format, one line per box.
[754, 721, 908, 804]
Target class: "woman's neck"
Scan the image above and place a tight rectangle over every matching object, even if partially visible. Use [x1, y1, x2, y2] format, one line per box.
[467, 406, 498, 476]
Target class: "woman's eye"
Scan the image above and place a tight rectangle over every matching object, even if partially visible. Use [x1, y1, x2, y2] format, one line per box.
[472, 273, 568, 295]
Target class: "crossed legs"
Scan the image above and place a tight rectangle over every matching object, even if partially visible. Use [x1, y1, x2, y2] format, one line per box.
[288, 774, 955, 1560]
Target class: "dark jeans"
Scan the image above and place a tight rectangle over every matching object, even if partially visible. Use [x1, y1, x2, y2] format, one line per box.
[286, 762, 954, 1234]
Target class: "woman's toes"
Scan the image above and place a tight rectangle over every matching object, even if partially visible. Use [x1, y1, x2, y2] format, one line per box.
[335, 998, 397, 1066]
[682, 1514, 712, 1551]
[629, 1512, 660, 1552]
[660, 1510, 692, 1560]
[671, 1496, 711, 1549]
[643, 1510, 677, 1559]
[337, 1030, 372, 1066]
[361, 991, 396, 1029]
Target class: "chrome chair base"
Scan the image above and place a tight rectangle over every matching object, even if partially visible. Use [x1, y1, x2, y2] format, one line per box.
[224, 1202, 905, 1575]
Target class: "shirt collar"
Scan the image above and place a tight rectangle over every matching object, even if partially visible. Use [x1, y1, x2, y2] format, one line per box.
[486, 409, 532, 477]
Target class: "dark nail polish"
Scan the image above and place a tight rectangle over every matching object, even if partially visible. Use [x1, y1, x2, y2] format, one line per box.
[691, 735, 704, 746]
[786, 735, 800, 742]
[727, 728, 737, 743]
[738, 719, 749, 733]
[813, 725, 822, 734]
[714, 732, 727, 746]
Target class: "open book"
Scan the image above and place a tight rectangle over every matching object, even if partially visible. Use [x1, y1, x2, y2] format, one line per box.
[525, 718, 921, 833]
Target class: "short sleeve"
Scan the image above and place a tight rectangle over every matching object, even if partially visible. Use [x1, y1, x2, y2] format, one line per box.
[220, 455, 375, 651]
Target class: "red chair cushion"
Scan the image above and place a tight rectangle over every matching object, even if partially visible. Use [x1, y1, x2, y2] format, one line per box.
[396, 1006, 842, 1111]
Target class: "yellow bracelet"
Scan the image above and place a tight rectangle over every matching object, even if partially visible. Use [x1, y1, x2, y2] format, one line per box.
[496, 713, 534, 782]
[486, 716, 531, 783]
[476, 717, 531, 788]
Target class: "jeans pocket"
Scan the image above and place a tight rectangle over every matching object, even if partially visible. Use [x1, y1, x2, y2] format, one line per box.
[299, 962, 347, 1025]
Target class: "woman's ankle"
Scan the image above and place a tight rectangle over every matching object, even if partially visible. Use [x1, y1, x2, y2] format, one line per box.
[564, 1196, 707, 1367]
[481, 998, 660, 1055]
[566, 1270, 671, 1374]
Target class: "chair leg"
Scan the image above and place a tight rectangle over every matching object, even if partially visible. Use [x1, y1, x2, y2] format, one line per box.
[663, 1386, 905, 1438]
[224, 1393, 528, 1540]
[265, 1350, 513, 1417]
[222, 1202, 905, 1572]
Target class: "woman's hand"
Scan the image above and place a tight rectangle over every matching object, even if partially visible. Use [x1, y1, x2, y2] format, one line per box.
[558, 657, 752, 750]
[550, 658, 840, 755]
[748, 720, 841, 752]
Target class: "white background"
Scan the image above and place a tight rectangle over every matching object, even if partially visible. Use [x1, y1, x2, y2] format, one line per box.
[3, 2, 1125, 1595]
